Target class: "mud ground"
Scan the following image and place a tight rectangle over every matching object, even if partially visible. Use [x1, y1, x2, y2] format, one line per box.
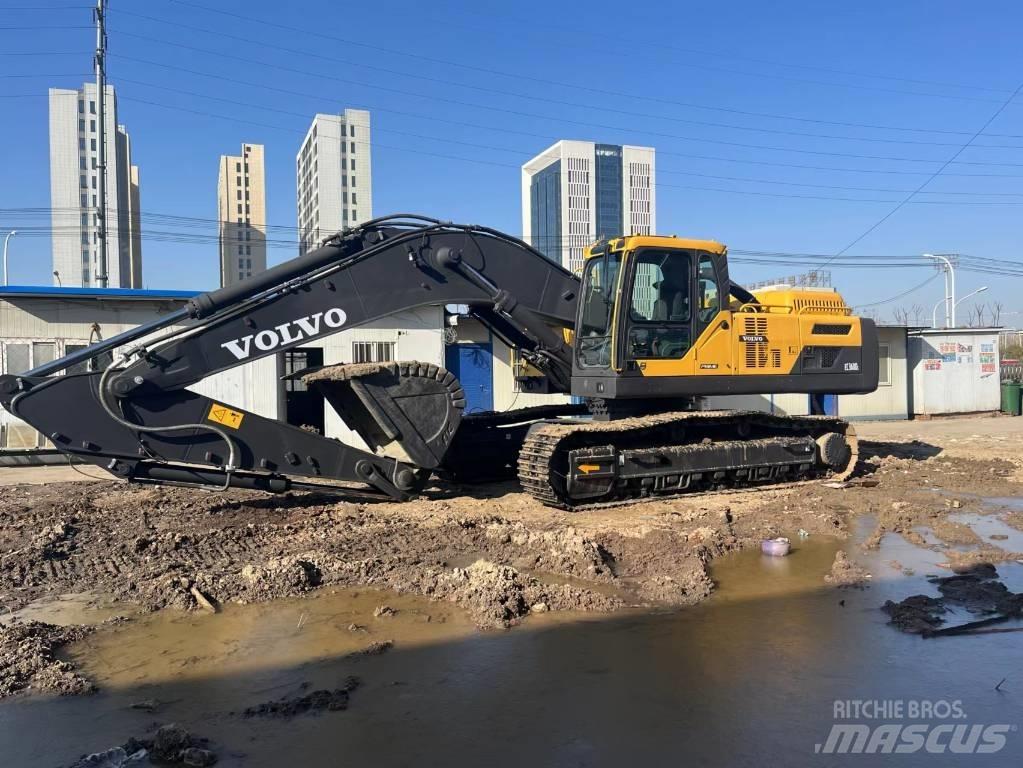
[2, 415, 1022, 698]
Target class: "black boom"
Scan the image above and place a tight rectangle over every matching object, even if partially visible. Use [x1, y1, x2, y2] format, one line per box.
[0, 216, 580, 499]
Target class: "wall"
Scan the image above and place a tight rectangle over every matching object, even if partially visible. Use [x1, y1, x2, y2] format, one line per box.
[838, 326, 909, 420]
[320, 306, 444, 448]
[0, 297, 442, 455]
[909, 330, 1000, 415]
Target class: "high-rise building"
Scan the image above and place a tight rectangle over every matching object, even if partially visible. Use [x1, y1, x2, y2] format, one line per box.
[296, 109, 372, 255]
[49, 83, 142, 288]
[521, 140, 655, 273]
[217, 143, 267, 287]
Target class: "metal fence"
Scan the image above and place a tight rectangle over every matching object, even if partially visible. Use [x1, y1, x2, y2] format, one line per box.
[1002, 364, 1022, 381]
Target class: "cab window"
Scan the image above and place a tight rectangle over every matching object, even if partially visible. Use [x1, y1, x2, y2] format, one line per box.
[577, 252, 621, 368]
[697, 255, 720, 327]
[626, 249, 692, 360]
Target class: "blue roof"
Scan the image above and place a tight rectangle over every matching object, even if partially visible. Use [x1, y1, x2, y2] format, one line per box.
[0, 285, 200, 300]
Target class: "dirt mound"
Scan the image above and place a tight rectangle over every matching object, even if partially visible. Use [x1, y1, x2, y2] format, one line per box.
[0, 620, 95, 697]
[824, 551, 870, 587]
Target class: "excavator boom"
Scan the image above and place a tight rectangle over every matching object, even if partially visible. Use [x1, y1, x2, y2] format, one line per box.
[0, 216, 579, 499]
[0, 214, 877, 508]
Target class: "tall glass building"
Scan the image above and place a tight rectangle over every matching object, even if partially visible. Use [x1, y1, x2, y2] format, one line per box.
[521, 140, 655, 273]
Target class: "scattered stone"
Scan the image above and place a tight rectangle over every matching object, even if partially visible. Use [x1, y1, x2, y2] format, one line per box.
[129, 698, 161, 712]
[373, 605, 396, 618]
[530, 602, 549, 614]
[347, 623, 366, 632]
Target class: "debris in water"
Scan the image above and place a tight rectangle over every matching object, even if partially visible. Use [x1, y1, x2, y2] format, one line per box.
[373, 605, 396, 618]
[348, 640, 393, 657]
[883, 563, 1023, 636]
[882, 594, 946, 633]
[761, 538, 790, 557]
[243, 677, 360, 718]
[68, 725, 216, 767]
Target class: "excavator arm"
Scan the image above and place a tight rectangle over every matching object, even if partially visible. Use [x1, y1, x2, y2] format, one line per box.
[0, 215, 581, 499]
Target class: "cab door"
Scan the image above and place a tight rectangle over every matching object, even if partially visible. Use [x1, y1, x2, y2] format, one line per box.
[617, 248, 695, 377]
[692, 253, 732, 375]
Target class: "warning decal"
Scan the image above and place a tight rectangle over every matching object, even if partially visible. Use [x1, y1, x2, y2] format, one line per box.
[208, 403, 244, 429]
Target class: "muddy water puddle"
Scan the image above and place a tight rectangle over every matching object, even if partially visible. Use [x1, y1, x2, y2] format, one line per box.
[0, 591, 136, 628]
[5, 536, 1023, 767]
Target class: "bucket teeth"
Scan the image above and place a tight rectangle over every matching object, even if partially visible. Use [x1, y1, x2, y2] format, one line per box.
[303, 361, 464, 470]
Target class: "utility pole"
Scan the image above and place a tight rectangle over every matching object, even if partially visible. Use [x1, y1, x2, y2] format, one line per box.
[93, 0, 109, 288]
[924, 253, 957, 328]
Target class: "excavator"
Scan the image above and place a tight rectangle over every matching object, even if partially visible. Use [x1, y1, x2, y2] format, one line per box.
[0, 214, 878, 510]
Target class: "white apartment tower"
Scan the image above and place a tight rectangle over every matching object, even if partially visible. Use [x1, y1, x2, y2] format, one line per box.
[218, 143, 267, 287]
[49, 83, 142, 288]
[296, 109, 372, 254]
[522, 140, 655, 273]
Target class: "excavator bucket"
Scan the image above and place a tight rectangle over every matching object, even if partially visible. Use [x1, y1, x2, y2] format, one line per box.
[303, 361, 465, 469]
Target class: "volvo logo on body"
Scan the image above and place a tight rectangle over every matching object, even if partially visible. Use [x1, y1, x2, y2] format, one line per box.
[220, 308, 347, 360]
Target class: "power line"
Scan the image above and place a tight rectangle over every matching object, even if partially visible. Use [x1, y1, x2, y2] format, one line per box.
[109, 10, 1023, 147]
[853, 274, 942, 307]
[107, 63, 1023, 181]
[161, 1, 1012, 108]
[394, 7, 1014, 97]
[105, 49, 1023, 171]
[0, 50, 93, 55]
[101, 74, 1023, 200]
[106, 35, 1023, 168]
[821, 80, 1023, 267]
[98, 95, 1023, 206]
[117, 5, 1014, 141]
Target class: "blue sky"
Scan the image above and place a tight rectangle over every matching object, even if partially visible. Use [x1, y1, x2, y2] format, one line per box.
[2, 0, 1022, 321]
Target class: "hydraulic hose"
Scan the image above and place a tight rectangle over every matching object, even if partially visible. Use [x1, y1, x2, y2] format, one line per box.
[98, 351, 239, 491]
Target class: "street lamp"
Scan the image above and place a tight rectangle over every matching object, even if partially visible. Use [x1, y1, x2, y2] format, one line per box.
[932, 294, 950, 329]
[924, 253, 957, 327]
[954, 286, 988, 319]
[53, 271, 62, 287]
[2, 229, 16, 286]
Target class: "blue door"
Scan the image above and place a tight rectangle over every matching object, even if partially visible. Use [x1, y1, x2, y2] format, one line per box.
[445, 343, 494, 413]
[809, 393, 838, 416]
